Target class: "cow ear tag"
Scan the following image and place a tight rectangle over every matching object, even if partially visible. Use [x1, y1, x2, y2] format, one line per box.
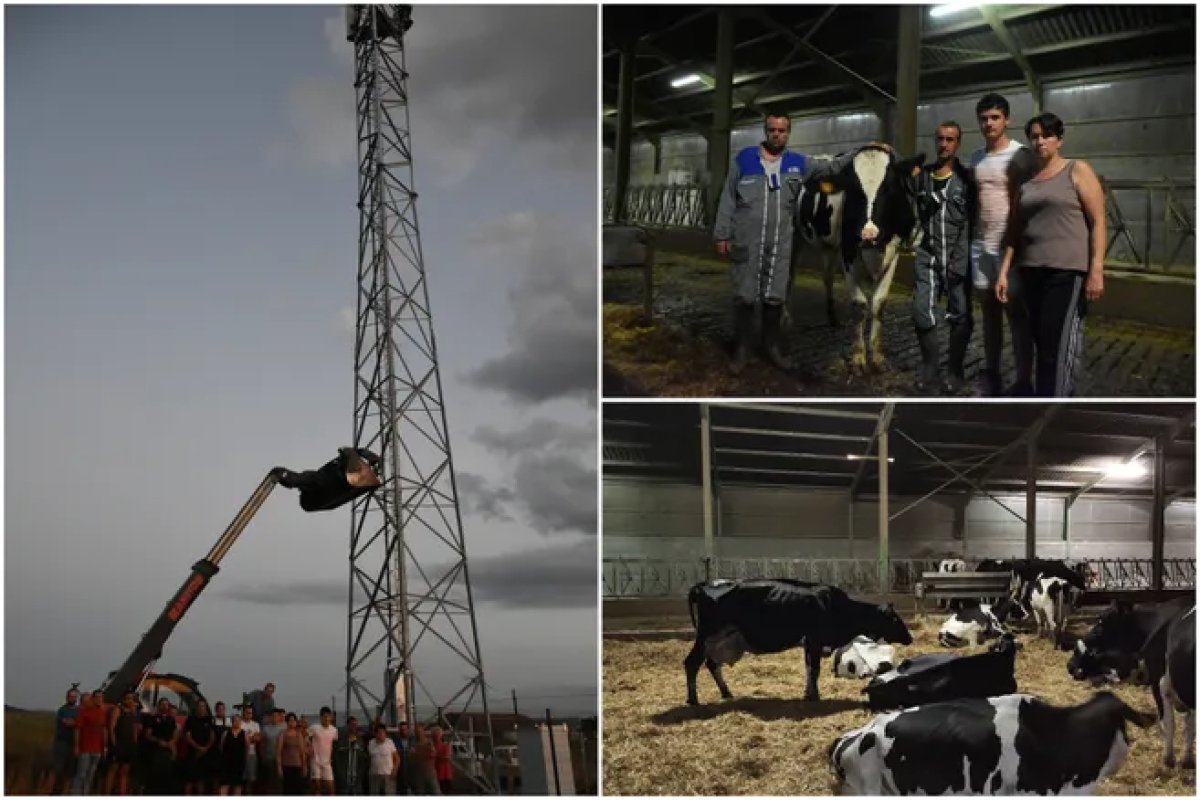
[819, 181, 834, 194]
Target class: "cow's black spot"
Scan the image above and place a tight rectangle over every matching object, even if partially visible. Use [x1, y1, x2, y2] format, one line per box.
[881, 699, 1001, 794]
[858, 732, 877, 755]
[990, 771, 1002, 793]
[848, 661, 856, 675]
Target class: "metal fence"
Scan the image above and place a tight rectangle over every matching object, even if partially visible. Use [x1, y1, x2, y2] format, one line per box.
[603, 178, 1195, 276]
[602, 556, 1198, 598]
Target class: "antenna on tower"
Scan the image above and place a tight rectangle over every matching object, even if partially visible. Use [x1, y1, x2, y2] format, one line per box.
[343, 5, 496, 790]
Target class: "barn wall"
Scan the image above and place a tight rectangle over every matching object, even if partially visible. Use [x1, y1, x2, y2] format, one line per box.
[603, 478, 1196, 562]
[602, 68, 1194, 269]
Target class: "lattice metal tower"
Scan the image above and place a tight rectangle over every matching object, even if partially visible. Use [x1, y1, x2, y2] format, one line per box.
[343, 5, 495, 780]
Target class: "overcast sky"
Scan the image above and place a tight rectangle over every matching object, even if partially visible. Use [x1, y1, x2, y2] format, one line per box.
[6, 5, 598, 717]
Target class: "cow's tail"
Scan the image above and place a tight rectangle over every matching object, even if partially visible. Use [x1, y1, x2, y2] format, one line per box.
[687, 583, 702, 631]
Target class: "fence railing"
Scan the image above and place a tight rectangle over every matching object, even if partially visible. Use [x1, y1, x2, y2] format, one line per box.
[603, 178, 1195, 276]
[602, 556, 1197, 598]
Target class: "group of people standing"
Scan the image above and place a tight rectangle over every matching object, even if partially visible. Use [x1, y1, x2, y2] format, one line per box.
[714, 93, 1107, 397]
[44, 684, 456, 796]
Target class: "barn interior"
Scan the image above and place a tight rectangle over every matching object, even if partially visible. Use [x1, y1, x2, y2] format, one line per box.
[602, 402, 1197, 795]
[601, 4, 1196, 397]
[603, 401, 1196, 618]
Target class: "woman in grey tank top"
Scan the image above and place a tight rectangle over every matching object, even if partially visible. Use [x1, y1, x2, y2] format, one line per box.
[994, 112, 1107, 397]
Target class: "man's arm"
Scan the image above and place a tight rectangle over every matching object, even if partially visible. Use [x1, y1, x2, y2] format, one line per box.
[712, 157, 742, 245]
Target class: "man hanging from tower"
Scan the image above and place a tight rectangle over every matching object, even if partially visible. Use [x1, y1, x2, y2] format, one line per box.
[713, 111, 879, 376]
[274, 447, 383, 512]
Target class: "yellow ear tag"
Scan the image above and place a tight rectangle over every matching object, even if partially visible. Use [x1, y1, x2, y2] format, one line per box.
[819, 181, 834, 195]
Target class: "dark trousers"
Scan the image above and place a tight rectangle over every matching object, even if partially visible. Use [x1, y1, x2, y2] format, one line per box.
[1019, 266, 1087, 397]
[282, 765, 306, 795]
[912, 260, 971, 332]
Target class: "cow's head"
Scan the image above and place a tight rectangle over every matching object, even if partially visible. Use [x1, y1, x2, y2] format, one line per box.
[1067, 601, 1140, 682]
[992, 595, 1029, 624]
[870, 602, 913, 645]
[839, 147, 925, 271]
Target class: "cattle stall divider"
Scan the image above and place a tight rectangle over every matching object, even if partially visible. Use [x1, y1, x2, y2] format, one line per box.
[602, 557, 1197, 601]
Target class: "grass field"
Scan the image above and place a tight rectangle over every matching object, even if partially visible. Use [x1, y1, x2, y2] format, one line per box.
[5, 710, 56, 794]
[602, 618, 1195, 795]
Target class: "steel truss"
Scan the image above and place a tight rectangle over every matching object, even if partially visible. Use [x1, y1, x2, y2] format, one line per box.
[344, 5, 494, 787]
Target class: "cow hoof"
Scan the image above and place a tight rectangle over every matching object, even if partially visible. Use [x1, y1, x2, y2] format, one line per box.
[1181, 756, 1194, 770]
[1164, 755, 1176, 769]
[804, 693, 820, 702]
[869, 355, 888, 373]
[849, 355, 867, 375]
[686, 696, 699, 707]
[720, 691, 734, 700]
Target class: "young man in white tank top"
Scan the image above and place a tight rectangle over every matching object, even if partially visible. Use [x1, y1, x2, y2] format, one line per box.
[969, 94, 1035, 396]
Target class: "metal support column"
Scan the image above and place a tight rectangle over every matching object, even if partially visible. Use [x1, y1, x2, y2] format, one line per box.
[878, 422, 890, 595]
[1062, 499, 1072, 559]
[895, 5, 922, 158]
[701, 404, 715, 561]
[707, 8, 735, 226]
[614, 35, 636, 223]
[1026, 434, 1037, 559]
[1152, 434, 1166, 590]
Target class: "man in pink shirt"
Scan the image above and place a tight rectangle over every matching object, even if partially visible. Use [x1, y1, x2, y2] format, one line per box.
[969, 93, 1036, 396]
[308, 706, 339, 795]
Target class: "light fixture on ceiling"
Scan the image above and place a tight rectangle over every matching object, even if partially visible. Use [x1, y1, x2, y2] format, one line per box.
[846, 454, 895, 462]
[930, 3, 975, 19]
[1106, 459, 1148, 480]
[671, 74, 703, 88]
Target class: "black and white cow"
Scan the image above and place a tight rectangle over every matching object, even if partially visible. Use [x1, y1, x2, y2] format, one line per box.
[1068, 597, 1195, 768]
[829, 691, 1157, 795]
[833, 146, 924, 374]
[832, 636, 897, 679]
[684, 578, 913, 705]
[794, 173, 845, 327]
[939, 558, 968, 610]
[1023, 575, 1082, 646]
[865, 634, 1020, 712]
[977, 558, 1089, 593]
[938, 596, 1027, 647]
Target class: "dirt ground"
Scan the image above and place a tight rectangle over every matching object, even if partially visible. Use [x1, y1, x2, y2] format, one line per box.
[603, 252, 1195, 398]
[602, 618, 1196, 796]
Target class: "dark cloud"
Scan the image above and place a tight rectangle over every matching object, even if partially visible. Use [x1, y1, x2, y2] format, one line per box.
[456, 471, 517, 522]
[466, 213, 596, 404]
[468, 539, 596, 609]
[218, 580, 345, 607]
[220, 540, 596, 611]
[475, 420, 594, 458]
[314, 6, 597, 182]
[514, 453, 596, 536]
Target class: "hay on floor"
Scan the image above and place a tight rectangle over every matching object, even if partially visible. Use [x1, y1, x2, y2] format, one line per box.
[603, 618, 1195, 795]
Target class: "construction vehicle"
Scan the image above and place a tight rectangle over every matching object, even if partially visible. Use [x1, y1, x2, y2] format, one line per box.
[99, 449, 381, 706]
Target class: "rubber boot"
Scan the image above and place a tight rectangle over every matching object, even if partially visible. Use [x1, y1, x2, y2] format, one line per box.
[730, 302, 755, 375]
[944, 321, 970, 394]
[762, 303, 793, 371]
[914, 327, 939, 395]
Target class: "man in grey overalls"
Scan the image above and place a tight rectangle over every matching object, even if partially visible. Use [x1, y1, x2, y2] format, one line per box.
[713, 113, 856, 374]
[910, 122, 976, 394]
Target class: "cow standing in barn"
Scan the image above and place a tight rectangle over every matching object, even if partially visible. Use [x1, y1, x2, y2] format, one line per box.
[1023, 575, 1082, 647]
[830, 692, 1156, 795]
[683, 578, 912, 705]
[1070, 598, 1196, 769]
[829, 145, 926, 375]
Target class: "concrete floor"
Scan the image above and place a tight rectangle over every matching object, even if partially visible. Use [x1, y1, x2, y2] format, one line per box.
[604, 252, 1195, 398]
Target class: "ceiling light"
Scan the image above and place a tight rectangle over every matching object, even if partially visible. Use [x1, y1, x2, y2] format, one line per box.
[1106, 459, 1147, 480]
[846, 454, 895, 462]
[671, 74, 702, 88]
[930, 3, 974, 19]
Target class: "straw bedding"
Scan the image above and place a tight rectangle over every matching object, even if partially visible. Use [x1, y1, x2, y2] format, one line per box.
[602, 617, 1195, 795]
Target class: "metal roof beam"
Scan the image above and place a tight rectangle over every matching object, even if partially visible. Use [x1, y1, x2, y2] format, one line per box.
[923, 5, 1064, 39]
[716, 466, 854, 480]
[1068, 409, 1196, 504]
[894, 427, 1027, 526]
[980, 5, 1043, 112]
[850, 404, 892, 501]
[710, 425, 870, 443]
[715, 447, 868, 463]
[601, 81, 710, 136]
[747, 9, 894, 121]
[720, 403, 879, 421]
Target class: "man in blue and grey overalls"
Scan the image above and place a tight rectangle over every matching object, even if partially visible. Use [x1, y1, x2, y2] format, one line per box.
[910, 121, 976, 394]
[713, 112, 857, 374]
